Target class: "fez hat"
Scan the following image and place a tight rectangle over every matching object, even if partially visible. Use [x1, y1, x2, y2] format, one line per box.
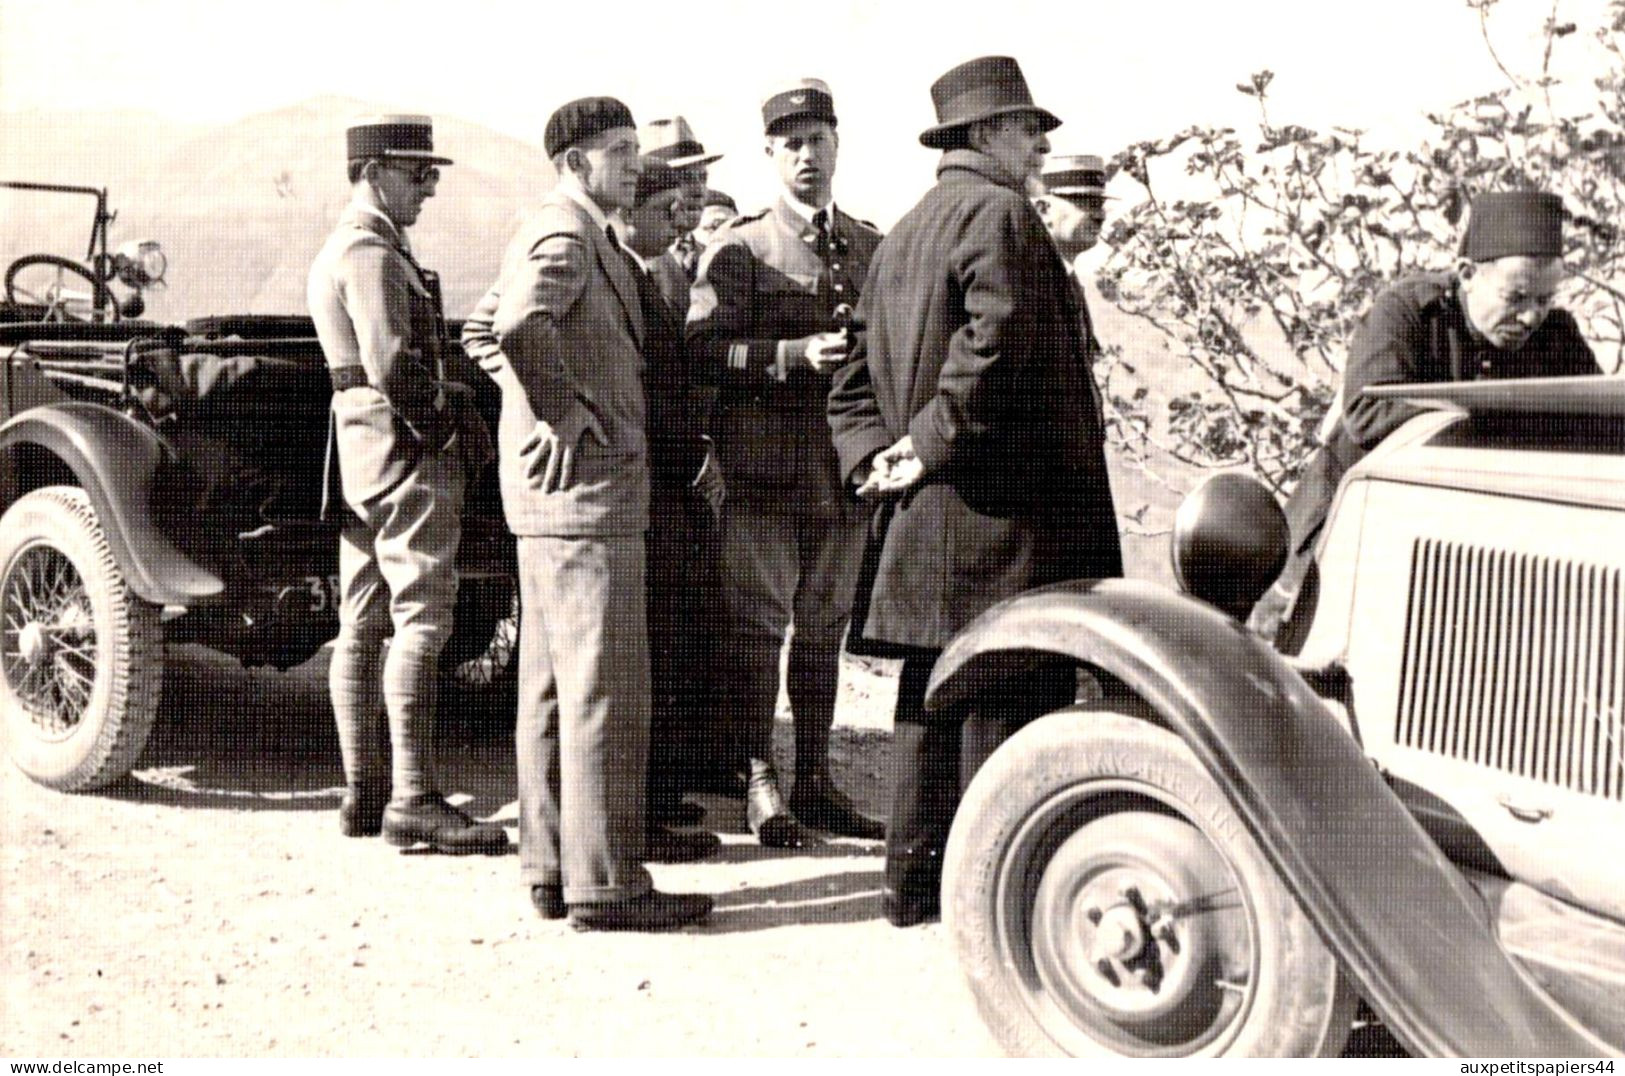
[634, 156, 684, 207]
[1460, 190, 1566, 262]
[702, 189, 738, 212]
[544, 96, 637, 158]
[919, 56, 1060, 150]
[346, 115, 453, 165]
[1041, 154, 1111, 198]
[639, 116, 722, 170]
[762, 79, 838, 135]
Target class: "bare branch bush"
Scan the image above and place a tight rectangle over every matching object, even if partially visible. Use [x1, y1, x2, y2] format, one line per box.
[1096, 0, 1625, 499]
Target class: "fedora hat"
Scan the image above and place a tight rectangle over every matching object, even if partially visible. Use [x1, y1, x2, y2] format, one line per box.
[919, 56, 1060, 150]
[638, 116, 723, 170]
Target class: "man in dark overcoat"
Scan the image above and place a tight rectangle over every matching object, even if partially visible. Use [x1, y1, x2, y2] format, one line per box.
[1251, 190, 1601, 648]
[828, 56, 1123, 927]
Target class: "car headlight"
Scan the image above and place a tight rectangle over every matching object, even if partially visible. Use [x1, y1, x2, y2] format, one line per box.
[113, 240, 167, 288]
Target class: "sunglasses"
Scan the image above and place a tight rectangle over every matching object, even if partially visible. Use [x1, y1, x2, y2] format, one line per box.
[380, 160, 441, 185]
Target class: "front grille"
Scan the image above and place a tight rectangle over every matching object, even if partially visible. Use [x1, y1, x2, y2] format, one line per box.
[1395, 539, 1624, 799]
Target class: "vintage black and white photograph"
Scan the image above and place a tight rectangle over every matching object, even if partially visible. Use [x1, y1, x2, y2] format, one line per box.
[2, 0, 1623, 1059]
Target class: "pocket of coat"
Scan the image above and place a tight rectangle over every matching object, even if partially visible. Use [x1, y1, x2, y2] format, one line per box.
[332, 392, 417, 507]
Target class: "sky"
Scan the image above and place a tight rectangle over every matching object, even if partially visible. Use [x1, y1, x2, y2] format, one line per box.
[1, 0, 1617, 225]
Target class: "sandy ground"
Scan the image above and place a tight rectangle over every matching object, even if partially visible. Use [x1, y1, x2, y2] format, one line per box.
[1, 644, 1006, 1058]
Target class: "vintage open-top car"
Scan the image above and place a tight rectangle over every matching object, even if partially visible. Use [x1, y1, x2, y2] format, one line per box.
[929, 375, 1624, 1057]
[1, 182, 515, 792]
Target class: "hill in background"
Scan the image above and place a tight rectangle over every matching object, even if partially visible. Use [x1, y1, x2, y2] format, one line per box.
[3, 96, 551, 319]
[2, 98, 1200, 579]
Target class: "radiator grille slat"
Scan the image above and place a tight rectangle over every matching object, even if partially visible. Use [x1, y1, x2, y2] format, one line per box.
[1396, 540, 1625, 800]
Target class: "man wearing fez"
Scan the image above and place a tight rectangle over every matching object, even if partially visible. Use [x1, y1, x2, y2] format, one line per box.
[461, 98, 711, 931]
[1253, 190, 1602, 646]
[639, 115, 723, 303]
[618, 155, 727, 836]
[828, 57, 1123, 926]
[306, 115, 506, 855]
[688, 78, 886, 847]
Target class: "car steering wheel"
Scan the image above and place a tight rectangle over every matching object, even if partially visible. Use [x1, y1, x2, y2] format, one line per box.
[4, 254, 117, 321]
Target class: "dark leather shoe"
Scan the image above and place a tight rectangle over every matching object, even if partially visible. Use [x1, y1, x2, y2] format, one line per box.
[382, 794, 510, 855]
[530, 884, 565, 920]
[790, 772, 885, 841]
[644, 826, 721, 863]
[883, 887, 940, 928]
[747, 769, 822, 849]
[567, 890, 714, 932]
[339, 781, 389, 838]
[650, 798, 706, 827]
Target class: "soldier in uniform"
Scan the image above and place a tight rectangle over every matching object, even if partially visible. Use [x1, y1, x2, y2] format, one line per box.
[639, 115, 723, 305]
[306, 115, 507, 854]
[1033, 153, 1112, 406]
[1253, 190, 1602, 647]
[687, 79, 885, 847]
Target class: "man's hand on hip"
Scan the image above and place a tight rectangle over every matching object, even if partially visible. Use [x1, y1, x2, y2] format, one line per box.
[520, 403, 607, 493]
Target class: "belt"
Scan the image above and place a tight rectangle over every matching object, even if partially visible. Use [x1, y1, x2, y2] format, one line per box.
[329, 365, 369, 391]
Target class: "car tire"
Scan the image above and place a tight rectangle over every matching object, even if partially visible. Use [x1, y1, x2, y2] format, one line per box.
[0, 487, 163, 790]
[943, 707, 1356, 1058]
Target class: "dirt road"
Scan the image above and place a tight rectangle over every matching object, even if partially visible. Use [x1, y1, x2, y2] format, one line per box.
[1, 644, 1000, 1058]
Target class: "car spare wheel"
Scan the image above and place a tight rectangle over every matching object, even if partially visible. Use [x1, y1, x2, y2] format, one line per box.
[0, 487, 162, 790]
[943, 708, 1356, 1057]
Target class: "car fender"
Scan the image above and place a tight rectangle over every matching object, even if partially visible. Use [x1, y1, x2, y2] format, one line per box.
[0, 402, 224, 606]
[927, 578, 1612, 1058]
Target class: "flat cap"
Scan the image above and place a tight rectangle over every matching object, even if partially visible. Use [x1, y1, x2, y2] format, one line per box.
[544, 96, 636, 159]
[639, 116, 722, 169]
[346, 114, 453, 165]
[762, 78, 837, 135]
[634, 156, 684, 207]
[1041, 154, 1108, 197]
[1461, 190, 1566, 262]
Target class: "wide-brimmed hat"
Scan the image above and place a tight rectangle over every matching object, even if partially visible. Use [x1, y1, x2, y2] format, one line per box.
[346, 114, 454, 165]
[1041, 154, 1111, 199]
[639, 115, 723, 170]
[918, 56, 1060, 150]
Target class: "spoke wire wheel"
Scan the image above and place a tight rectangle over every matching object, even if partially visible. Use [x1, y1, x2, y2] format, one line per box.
[944, 707, 1355, 1058]
[1, 487, 161, 789]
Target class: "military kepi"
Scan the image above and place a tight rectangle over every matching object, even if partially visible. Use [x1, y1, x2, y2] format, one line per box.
[1461, 191, 1565, 261]
[1041, 154, 1108, 198]
[920, 56, 1060, 149]
[346, 114, 453, 165]
[762, 79, 837, 135]
[544, 96, 636, 158]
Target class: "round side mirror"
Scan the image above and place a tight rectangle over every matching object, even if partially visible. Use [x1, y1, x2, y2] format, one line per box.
[1171, 473, 1290, 620]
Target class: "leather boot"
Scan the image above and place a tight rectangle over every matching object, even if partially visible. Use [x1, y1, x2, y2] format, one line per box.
[382, 793, 510, 855]
[338, 781, 389, 838]
[790, 769, 885, 841]
[745, 761, 821, 848]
